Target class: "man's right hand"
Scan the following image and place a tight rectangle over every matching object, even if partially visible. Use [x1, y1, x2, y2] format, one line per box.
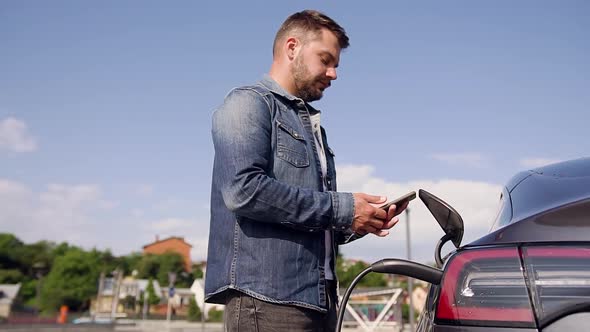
[351, 193, 396, 236]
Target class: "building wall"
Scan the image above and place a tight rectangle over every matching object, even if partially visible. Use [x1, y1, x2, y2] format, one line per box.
[143, 238, 191, 272]
[0, 303, 10, 318]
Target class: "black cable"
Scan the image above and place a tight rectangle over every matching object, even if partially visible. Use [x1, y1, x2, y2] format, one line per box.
[335, 259, 443, 331]
[335, 266, 373, 332]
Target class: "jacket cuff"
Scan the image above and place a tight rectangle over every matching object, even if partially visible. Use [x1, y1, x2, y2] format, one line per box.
[330, 191, 354, 231]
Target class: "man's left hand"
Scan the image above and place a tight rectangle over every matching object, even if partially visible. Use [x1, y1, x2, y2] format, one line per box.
[370, 200, 409, 237]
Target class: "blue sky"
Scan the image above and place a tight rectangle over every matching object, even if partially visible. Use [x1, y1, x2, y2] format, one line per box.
[1, 1, 588, 264]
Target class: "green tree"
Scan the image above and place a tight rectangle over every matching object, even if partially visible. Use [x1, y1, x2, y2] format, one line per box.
[402, 303, 420, 322]
[145, 278, 160, 306]
[0, 269, 23, 283]
[137, 292, 145, 308]
[187, 297, 201, 321]
[137, 254, 160, 280]
[50, 242, 78, 258]
[0, 233, 25, 269]
[39, 249, 101, 312]
[0, 235, 56, 305]
[20, 279, 38, 305]
[19, 241, 54, 272]
[118, 252, 143, 275]
[136, 252, 190, 287]
[155, 252, 185, 286]
[192, 264, 204, 279]
[336, 255, 388, 288]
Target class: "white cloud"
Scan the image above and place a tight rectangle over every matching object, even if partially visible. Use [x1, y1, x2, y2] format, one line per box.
[519, 158, 562, 168]
[337, 164, 502, 264]
[0, 178, 211, 262]
[0, 179, 209, 260]
[0, 179, 31, 198]
[431, 152, 488, 168]
[131, 208, 145, 218]
[0, 179, 35, 233]
[0, 163, 503, 266]
[0, 117, 37, 152]
[0, 181, 115, 246]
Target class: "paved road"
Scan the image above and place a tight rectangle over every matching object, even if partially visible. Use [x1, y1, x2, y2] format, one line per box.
[0, 321, 412, 331]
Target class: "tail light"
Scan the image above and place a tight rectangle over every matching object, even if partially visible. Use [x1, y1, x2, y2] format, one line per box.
[523, 247, 590, 325]
[436, 247, 535, 328]
[435, 245, 590, 328]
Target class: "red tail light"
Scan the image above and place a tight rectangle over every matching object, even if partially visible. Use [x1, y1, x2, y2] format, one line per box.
[436, 247, 535, 328]
[436, 245, 590, 328]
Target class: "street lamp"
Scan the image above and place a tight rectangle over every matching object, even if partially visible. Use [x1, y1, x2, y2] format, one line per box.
[166, 271, 177, 329]
[405, 208, 415, 331]
[32, 262, 47, 318]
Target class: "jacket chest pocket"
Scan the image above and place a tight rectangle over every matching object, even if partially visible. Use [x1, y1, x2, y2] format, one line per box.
[276, 119, 310, 168]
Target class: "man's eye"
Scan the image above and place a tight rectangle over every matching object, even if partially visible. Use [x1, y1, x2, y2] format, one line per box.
[321, 58, 329, 65]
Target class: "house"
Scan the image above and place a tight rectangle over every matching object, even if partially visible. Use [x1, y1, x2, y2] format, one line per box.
[190, 279, 224, 319]
[143, 236, 192, 272]
[161, 287, 194, 307]
[0, 283, 21, 318]
[161, 286, 195, 314]
[94, 276, 162, 315]
[120, 278, 163, 301]
[410, 286, 428, 312]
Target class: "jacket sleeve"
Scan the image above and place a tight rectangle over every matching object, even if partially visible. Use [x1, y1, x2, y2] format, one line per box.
[211, 88, 354, 232]
[335, 229, 365, 245]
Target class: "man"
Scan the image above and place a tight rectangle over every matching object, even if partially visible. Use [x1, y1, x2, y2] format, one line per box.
[206, 10, 406, 331]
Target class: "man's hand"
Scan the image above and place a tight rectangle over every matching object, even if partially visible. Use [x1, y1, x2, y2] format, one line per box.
[352, 193, 409, 237]
[373, 200, 409, 236]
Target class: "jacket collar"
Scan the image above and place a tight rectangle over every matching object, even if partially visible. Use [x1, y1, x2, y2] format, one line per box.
[259, 74, 300, 102]
[259, 75, 321, 114]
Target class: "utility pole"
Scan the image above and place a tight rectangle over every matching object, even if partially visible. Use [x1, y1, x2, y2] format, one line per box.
[142, 292, 148, 320]
[32, 262, 47, 322]
[405, 208, 415, 331]
[111, 269, 122, 321]
[202, 279, 206, 331]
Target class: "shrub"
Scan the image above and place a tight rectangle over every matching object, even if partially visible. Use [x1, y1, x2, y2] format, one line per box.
[187, 297, 201, 322]
[207, 308, 223, 322]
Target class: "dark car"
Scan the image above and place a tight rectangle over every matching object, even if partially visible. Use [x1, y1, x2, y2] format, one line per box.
[337, 157, 590, 332]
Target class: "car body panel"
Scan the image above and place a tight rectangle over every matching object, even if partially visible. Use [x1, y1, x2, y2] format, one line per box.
[432, 326, 537, 332]
[466, 198, 590, 246]
[542, 312, 590, 332]
[468, 158, 590, 247]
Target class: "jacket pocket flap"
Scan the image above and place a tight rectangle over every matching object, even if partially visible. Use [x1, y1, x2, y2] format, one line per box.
[276, 119, 305, 141]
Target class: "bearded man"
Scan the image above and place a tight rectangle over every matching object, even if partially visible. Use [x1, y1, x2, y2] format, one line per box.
[205, 10, 406, 331]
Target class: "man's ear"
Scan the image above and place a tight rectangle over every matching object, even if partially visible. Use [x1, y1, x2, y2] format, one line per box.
[285, 37, 300, 61]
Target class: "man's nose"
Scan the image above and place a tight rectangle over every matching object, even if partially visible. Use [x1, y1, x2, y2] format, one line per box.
[326, 68, 337, 80]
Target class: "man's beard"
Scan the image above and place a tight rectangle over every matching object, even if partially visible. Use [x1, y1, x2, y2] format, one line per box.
[291, 54, 324, 102]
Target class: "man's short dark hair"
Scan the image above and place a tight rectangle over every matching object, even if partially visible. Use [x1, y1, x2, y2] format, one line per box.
[273, 10, 349, 56]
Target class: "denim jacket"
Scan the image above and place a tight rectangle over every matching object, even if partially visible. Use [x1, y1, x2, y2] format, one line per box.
[205, 76, 359, 312]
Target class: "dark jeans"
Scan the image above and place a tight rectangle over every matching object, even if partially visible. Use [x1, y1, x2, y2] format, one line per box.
[224, 281, 338, 332]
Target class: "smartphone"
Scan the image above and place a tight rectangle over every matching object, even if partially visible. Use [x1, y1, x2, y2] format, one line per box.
[379, 191, 416, 211]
